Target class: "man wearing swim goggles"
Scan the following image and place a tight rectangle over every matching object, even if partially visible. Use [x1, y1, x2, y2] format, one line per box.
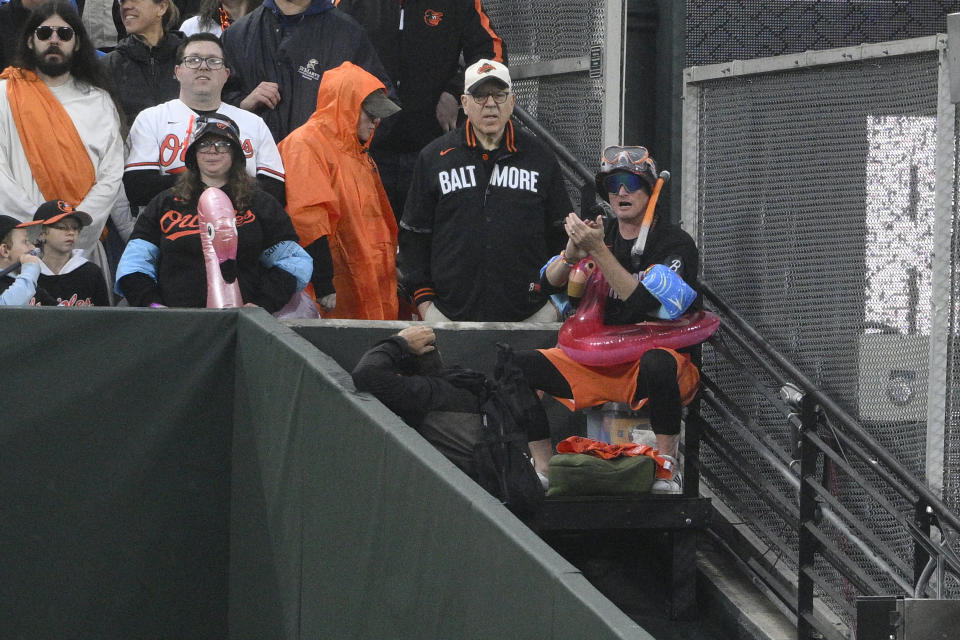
[517, 144, 702, 494]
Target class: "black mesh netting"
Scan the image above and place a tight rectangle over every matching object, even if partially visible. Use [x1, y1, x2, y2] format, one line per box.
[687, 0, 960, 67]
[692, 48, 960, 629]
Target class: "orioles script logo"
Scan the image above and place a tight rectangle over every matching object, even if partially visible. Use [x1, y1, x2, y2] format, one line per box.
[424, 9, 443, 26]
[160, 208, 256, 241]
[159, 133, 255, 166]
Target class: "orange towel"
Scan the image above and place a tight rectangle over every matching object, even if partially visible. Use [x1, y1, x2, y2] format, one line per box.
[2, 67, 95, 203]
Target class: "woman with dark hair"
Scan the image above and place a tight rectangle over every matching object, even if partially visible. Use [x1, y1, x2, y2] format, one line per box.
[102, 0, 183, 123]
[179, 0, 260, 37]
[115, 113, 312, 310]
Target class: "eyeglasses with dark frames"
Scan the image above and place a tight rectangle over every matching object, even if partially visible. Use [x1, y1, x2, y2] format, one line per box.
[180, 55, 225, 70]
[34, 26, 74, 41]
[195, 140, 233, 154]
[468, 90, 510, 105]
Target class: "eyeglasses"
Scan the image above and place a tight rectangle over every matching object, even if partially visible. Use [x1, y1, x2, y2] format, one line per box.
[34, 25, 75, 41]
[196, 140, 233, 154]
[603, 172, 647, 194]
[468, 90, 510, 105]
[601, 146, 651, 167]
[49, 223, 81, 232]
[180, 55, 225, 70]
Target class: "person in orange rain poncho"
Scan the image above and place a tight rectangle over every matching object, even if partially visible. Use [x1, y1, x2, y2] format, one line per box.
[279, 61, 401, 319]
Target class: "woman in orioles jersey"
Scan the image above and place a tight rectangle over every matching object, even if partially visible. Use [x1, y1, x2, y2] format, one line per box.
[116, 114, 311, 310]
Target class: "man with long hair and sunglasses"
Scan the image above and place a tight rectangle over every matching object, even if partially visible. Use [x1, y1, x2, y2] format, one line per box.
[398, 58, 572, 322]
[0, 1, 124, 288]
[513, 146, 702, 494]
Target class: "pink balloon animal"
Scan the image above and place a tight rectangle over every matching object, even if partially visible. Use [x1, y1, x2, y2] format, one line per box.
[197, 187, 244, 308]
[557, 268, 720, 366]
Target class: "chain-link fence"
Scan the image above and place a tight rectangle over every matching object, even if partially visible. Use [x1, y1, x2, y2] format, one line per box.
[684, 36, 960, 633]
[483, 0, 617, 209]
[687, 0, 960, 67]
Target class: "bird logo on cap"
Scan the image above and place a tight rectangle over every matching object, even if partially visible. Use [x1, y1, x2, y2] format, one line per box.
[424, 9, 443, 26]
[216, 123, 227, 130]
[57, 200, 74, 213]
[477, 63, 496, 74]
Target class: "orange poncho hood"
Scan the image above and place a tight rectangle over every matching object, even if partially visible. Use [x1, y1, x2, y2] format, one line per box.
[306, 61, 387, 154]
[279, 62, 399, 321]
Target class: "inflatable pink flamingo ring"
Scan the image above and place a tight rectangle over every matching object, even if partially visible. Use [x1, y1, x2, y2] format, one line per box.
[557, 261, 720, 367]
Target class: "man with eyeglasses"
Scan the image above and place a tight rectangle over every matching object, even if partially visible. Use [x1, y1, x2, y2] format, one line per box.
[123, 32, 286, 208]
[0, 1, 123, 283]
[398, 58, 572, 322]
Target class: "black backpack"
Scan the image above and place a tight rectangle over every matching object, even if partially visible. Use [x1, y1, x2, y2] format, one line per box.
[472, 344, 547, 518]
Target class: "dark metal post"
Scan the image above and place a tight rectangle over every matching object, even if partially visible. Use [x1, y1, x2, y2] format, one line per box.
[914, 501, 932, 591]
[797, 391, 820, 639]
[579, 181, 597, 218]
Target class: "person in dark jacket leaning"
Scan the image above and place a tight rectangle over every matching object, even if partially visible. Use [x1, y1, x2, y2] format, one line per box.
[337, 0, 505, 220]
[221, 0, 392, 143]
[351, 325, 553, 483]
[398, 59, 572, 322]
[102, 0, 183, 124]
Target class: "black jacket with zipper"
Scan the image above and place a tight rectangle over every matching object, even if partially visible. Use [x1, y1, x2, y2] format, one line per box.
[102, 31, 184, 125]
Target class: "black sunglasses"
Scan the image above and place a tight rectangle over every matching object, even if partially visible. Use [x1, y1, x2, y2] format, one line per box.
[34, 25, 75, 42]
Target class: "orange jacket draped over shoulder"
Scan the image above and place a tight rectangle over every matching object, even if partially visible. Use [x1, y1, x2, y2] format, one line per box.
[279, 61, 398, 320]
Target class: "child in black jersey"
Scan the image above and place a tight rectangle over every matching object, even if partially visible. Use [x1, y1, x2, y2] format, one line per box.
[20, 200, 109, 306]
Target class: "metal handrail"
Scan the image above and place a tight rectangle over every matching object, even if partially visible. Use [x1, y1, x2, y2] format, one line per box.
[695, 278, 960, 639]
[512, 105, 596, 187]
[700, 279, 960, 534]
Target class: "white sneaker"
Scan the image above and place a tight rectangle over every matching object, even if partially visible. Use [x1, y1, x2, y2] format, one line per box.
[651, 454, 682, 494]
[651, 477, 682, 494]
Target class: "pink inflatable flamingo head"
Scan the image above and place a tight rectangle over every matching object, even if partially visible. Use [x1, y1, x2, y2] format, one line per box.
[197, 187, 244, 308]
[198, 188, 238, 266]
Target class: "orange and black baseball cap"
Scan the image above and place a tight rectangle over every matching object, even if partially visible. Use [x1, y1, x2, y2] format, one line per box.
[464, 58, 511, 94]
[21, 200, 93, 228]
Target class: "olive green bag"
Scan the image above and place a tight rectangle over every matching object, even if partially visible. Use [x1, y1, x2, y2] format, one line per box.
[546, 453, 656, 496]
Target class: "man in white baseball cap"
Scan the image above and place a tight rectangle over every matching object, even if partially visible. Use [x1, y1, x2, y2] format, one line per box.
[461, 58, 514, 149]
[398, 57, 574, 323]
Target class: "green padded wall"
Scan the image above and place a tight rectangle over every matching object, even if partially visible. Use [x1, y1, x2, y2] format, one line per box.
[0, 308, 651, 639]
[0, 308, 234, 639]
[236, 315, 650, 639]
